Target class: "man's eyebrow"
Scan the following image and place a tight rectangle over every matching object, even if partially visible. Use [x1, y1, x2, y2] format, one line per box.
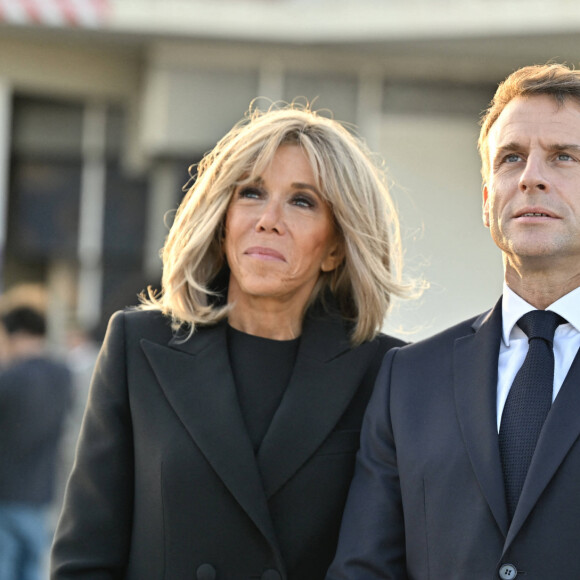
[494, 142, 520, 155]
[550, 143, 580, 152]
[491, 142, 521, 165]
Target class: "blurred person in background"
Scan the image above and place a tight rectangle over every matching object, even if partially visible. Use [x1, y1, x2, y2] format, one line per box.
[0, 305, 73, 580]
[51, 103, 414, 580]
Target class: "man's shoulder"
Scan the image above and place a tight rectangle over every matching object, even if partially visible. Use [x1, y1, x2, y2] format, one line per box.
[4, 355, 68, 376]
[0, 356, 72, 401]
[374, 332, 407, 352]
[398, 308, 495, 357]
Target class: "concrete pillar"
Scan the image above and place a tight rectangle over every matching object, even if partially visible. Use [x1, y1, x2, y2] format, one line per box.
[46, 260, 76, 351]
[0, 79, 12, 291]
[356, 67, 384, 152]
[144, 160, 179, 281]
[258, 58, 285, 105]
[77, 101, 107, 330]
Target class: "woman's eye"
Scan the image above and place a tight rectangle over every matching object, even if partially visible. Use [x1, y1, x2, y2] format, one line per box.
[292, 194, 316, 208]
[238, 187, 262, 199]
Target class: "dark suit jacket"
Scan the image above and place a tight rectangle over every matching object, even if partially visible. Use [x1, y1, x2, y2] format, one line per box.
[0, 355, 72, 504]
[327, 298, 580, 580]
[51, 305, 404, 580]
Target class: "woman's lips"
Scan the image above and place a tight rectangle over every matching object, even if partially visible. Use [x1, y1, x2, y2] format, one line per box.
[244, 246, 286, 261]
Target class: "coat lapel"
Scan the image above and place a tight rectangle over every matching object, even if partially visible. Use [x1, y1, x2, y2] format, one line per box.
[506, 345, 580, 547]
[139, 322, 282, 561]
[257, 310, 376, 499]
[453, 298, 509, 535]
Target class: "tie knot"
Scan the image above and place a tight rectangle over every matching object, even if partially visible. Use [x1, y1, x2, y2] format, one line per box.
[517, 310, 566, 343]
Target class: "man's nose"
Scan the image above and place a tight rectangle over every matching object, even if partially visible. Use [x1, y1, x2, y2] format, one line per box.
[519, 156, 549, 193]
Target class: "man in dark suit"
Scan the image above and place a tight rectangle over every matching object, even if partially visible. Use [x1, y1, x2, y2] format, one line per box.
[327, 63, 580, 580]
[0, 306, 72, 580]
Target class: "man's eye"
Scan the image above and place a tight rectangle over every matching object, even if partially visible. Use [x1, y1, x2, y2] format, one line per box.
[504, 153, 522, 163]
[557, 153, 573, 161]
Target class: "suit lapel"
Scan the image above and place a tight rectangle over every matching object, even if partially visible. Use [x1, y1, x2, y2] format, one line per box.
[454, 299, 509, 535]
[506, 345, 580, 546]
[140, 322, 282, 559]
[257, 310, 375, 499]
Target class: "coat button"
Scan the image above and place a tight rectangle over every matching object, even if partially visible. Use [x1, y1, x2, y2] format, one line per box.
[196, 563, 216, 580]
[261, 570, 281, 580]
[498, 563, 518, 579]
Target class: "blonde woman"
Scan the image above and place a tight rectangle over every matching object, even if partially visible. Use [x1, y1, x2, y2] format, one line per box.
[52, 104, 410, 580]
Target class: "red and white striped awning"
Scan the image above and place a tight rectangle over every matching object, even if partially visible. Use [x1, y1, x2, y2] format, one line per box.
[0, 0, 109, 28]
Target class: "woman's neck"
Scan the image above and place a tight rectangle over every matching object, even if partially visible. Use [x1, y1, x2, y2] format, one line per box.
[227, 298, 305, 340]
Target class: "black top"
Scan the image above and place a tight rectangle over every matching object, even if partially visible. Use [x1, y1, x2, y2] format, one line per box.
[227, 325, 300, 453]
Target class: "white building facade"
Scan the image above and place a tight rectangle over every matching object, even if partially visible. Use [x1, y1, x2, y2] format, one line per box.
[1, 0, 578, 341]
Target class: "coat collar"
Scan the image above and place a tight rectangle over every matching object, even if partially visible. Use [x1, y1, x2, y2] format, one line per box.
[453, 297, 509, 535]
[455, 297, 580, 549]
[256, 307, 374, 498]
[139, 304, 373, 559]
[140, 321, 284, 566]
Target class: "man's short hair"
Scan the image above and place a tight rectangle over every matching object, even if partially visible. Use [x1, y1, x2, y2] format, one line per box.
[478, 63, 580, 182]
[1, 306, 47, 336]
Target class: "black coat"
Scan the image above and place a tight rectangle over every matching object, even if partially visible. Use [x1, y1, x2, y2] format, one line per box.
[51, 306, 404, 580]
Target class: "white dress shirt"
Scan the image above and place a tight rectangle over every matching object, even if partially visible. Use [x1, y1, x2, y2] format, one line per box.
[496, 284, 580, 432]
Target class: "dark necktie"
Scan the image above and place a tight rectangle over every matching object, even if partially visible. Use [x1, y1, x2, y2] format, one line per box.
[499, 309, 566, 522]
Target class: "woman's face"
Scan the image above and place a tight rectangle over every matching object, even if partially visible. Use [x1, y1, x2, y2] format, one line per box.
[224, 145, 342, 312]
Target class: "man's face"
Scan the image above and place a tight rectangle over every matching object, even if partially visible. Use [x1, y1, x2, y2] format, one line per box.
[483, 95, 580, 271]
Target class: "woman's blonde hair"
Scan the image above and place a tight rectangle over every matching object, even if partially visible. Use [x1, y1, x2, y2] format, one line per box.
[142, 102, 410, 345]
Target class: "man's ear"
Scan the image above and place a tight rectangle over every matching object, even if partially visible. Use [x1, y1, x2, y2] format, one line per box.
[482, 183, 490, 228]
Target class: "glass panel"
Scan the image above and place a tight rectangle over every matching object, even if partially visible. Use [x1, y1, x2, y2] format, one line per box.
[12, 97, 83, 157]
[9, 158, 81, 258]
[102, 160, 147, 257]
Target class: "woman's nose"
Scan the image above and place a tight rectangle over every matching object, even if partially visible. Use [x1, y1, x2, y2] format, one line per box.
[255, 200, 284, 233]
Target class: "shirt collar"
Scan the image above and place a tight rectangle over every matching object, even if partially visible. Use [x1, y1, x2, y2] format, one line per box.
[501, 283, 580, 346]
